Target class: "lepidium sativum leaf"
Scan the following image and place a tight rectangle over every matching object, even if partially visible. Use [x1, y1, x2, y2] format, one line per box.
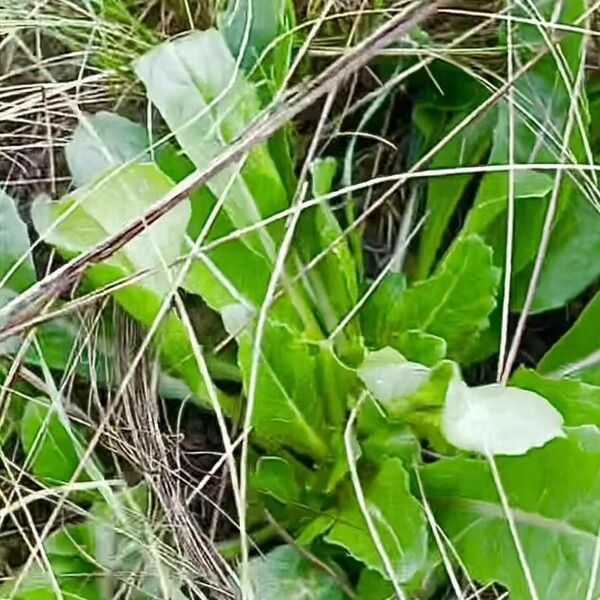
[423, 428, 600, 599]
[442, 379, 564, 456]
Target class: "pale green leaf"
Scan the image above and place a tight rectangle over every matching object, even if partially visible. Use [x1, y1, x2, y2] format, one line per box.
[357, 347, 429, 405]
[511, 368, 600, 428]
[31, 163, 234, 411]
[0, 190, 36, 292]
[32, 163, 188, 294]
[442, 379, 565, 456]
[66, 111, 150, 187]
[134, 29, 287, 250]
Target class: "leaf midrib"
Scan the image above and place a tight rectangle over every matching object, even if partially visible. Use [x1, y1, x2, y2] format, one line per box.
[431, 496, 596, 542]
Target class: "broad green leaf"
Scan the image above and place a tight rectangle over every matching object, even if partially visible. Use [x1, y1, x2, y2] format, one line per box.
[0, 190, 36, 293]
[442, 379, 565, 456]
[31, 164, 233, 411]
[416, 107, 496, 279]
[237, 321, 330, 459]
[380, 236, 499, 362]
[357, 347, 429, 405]
[361, 273, 406, 348]
[511, 368, 600, 428]
[325, 458, 428, 583]
[33, 163, 187, 294]
[361, 424, 420, 466]
[422, 428, 600, 599]
[356, 569, 394, 600]
[20, 402, 85, 484]
[463, 169, 554, 273]
[247, 545, 347, 599]
[219, 0, 290, 74]
[252, 456, 300, 504]
[135, 29, 288, 256]
[461, 1, 590, 312]
[66, 111, 150, 187]
[511, 194, 600, 312]
[538, 290, 600, 383]
[391, 330, 446, 368]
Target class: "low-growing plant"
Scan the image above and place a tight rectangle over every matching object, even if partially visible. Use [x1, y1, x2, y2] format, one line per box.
[1, 1, 600, 599]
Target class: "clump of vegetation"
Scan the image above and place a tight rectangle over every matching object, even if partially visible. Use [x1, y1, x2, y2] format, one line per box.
[1, 1, 600, 599]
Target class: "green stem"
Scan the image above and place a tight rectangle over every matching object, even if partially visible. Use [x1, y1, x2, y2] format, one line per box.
[216, 523, 280, 559]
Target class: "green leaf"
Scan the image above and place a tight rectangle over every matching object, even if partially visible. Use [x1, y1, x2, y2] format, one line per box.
[0, 192, 95, 374]
[416, 107, 496, 279]
[392, 330, 446, 367]
[0, 192, 36, 355]
[422, 428, 600, 599]
[252, 456, 301, 504]
[382, 236, 500, 362]
[463, 169, 554, 273]
[361, 273, 406, 348]
[511, 194, 600, 313]
[31, 164, 233, 411]
[4, 484, 181, 599]
[219, 0, 290, 73]
[461, 1, 590, 312]
[311, 157, 338, 198]
[538, 290, 600, 383]
[3, 557, 102, 600]
[135, 33, 361, 357]
[33, 164, 187, 294]
[296, 160, 361, 355]
[247, 545, 347, 599]
[135, 30, 288, 250]
[0, 190, 36, 293]
[237, 321, 330, 460]
[511, 368, 600, 428]
[357, 347, 429, 405]
[361, 424, 420, 466]
[66, 111, 150, 187]
[135, 30, 324, 335]
[356, 569, 393, 600]
[20, 402, 85, 484]
[325, 458, 428, 583]
[442, 378, 565, 456]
